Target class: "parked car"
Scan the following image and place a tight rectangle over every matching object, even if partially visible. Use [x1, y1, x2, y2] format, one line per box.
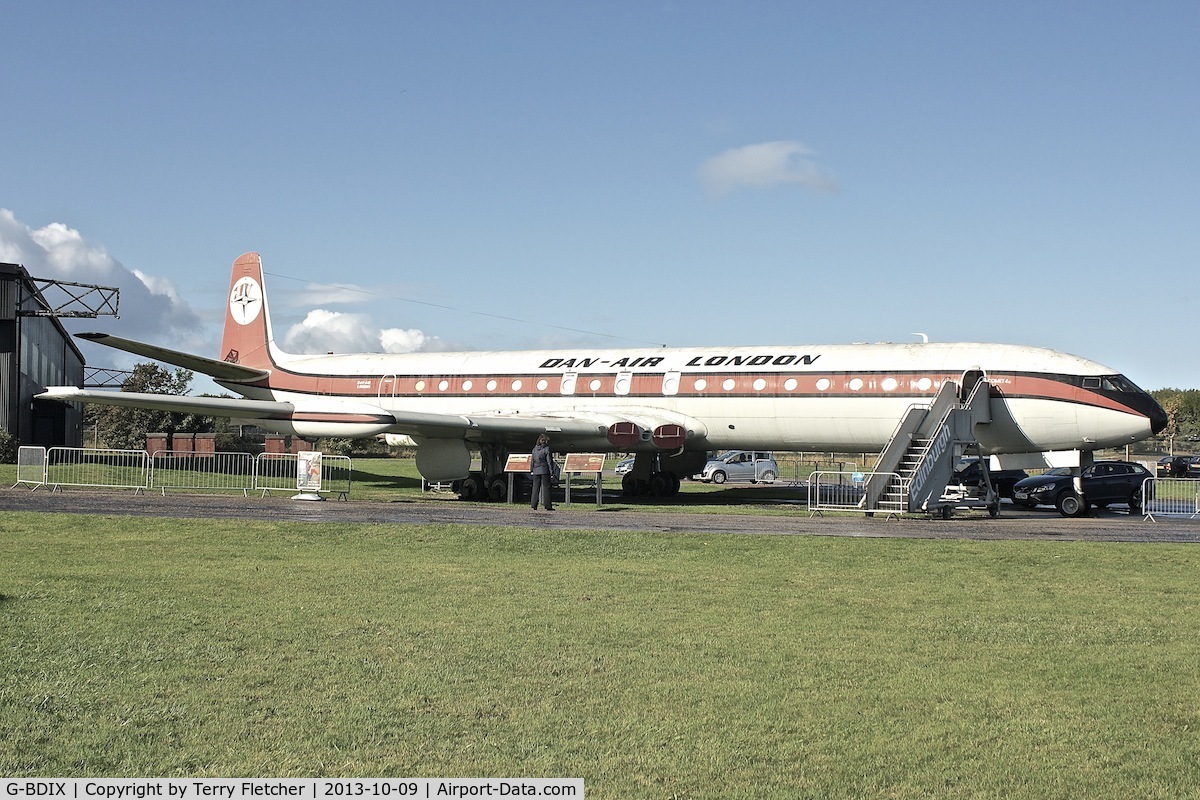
[1159, 455, 1197, 477]
[945, 457, 1028, 500]
[698, 451, 779, 484]
[1187, 456, 1200, 478]
[1011, 460, 1152, 517]
[614, 457, 635, 475]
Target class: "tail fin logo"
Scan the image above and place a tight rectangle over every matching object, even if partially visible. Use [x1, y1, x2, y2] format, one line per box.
[230, 277, 263, 326]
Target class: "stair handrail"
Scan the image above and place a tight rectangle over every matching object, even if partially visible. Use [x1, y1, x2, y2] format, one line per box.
[906, 379, 993, 510]
[877, 401, 934, 461]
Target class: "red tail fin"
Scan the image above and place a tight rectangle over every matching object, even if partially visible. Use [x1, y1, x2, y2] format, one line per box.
[220, 252, 277, 370]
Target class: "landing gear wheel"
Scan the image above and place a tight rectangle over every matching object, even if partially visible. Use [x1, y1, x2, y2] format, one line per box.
[711, 470, 727, 485]
[621, 474, 647, 497]
[486, 476, 509, 503]
[988, 503, 1000, 518]
[1057, 492, 1087, 518]
[648, 472, 671, 498]
[458, 474, 482, 501]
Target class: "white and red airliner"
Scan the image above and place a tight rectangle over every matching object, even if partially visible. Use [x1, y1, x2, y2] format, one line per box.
[40, 252, 1167, 499]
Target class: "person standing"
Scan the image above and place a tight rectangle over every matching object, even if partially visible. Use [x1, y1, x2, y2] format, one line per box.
[530, 433, 556, 511]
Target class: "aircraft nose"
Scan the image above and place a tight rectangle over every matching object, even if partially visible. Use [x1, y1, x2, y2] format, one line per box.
[1150, 403, 1169, 435]
[1140, 393, 1169, 435]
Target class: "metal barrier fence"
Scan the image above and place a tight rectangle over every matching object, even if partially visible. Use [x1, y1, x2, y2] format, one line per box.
[255, 453, 353, 499]
[1142, 477, 1200, 521]
[808, 470, 907, 516]
[150, 450, 257, 495]
[14, 447, 353, 499]
[45, 446, 150, 492]
[775, 457, 859, 487]
[16, 446, 47, 488]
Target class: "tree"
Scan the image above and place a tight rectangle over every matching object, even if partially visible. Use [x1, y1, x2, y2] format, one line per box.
[1150, 389, 1200, 449]
[90, 363, 201, 450]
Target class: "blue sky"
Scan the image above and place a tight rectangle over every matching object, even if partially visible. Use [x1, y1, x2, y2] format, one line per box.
[2, 1, 1197, 390]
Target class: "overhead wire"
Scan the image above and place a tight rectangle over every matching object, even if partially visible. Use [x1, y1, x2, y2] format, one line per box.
[263, 271, 668, 348]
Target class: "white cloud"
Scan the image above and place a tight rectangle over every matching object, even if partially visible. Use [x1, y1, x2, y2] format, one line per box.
[282, 310, 439, 354]
[380, 327, 427, 353]
[699, 141, 838, 197]
[0, 208, 203, 349]
[0, 209, 449, 373]
[282, 310, 379, 354]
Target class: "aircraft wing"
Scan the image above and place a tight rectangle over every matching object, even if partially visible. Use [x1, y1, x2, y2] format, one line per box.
[450, 412, 609, 441]
[443, 406, 706, 448]
[74, 332, 269, 383]
[35, 387, 609, 441]
[37, 388, 696, 447]
[37, 387, 294, 419]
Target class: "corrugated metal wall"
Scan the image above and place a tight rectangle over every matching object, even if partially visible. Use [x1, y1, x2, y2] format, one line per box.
[2, 266, 86, 445]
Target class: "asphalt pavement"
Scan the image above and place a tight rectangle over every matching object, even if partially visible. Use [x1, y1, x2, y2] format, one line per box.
[3, 487, 1198, 543]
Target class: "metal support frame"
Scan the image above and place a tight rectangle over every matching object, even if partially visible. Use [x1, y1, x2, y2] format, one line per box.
[18, 277, 120, 318]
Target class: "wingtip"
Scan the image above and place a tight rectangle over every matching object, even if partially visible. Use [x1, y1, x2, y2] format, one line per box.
[37, 386, 83, 399]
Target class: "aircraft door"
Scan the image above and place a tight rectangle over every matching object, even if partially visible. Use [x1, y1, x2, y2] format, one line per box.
[379, 375, 397, 403]
[960, 368, 986, 402]
[662, 371, 680, 396]
[561, 372, 577, 395]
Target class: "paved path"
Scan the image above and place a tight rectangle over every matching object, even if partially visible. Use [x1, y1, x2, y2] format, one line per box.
[3, 487, 1197, 543]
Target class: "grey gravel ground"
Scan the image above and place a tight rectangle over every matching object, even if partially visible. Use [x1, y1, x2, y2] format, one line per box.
[3, 487, 1198, 544]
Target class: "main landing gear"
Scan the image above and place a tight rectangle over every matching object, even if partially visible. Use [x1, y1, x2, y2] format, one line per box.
[621, 470, 682, 498]
[453, 443, 516, 502]
[619, 450, 703, 498]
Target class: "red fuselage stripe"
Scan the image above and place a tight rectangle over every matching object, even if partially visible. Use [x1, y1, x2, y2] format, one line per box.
[248, 367, 1147, 419]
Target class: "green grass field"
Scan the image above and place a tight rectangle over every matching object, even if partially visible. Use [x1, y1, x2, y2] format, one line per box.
[2, 510, 1199, 798]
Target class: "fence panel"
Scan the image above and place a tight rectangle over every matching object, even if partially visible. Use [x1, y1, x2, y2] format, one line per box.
[1142, 477, 1200, 521]
[808, 470, 907, 516]
[321, 455, 353, 500]
[150, 450, 257, 495]
[776, 457, 859, 487]
[15, 446, 47, 488]
[45, 447, 149, 492]
[255, 453, 353, 499]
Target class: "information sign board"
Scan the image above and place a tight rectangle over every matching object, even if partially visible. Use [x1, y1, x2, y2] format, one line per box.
[297, 451, 323, 492]
[505, 453, 532, 472]
[563, 453, 606, 473]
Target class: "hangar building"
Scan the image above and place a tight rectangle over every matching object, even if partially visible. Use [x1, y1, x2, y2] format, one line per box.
[1, 262, 87, 447]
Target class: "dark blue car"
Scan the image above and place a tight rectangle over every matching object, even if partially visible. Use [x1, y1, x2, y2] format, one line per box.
[1012, 461, 1151, 517]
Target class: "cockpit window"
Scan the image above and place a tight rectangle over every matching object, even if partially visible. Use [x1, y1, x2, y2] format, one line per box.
[1086, 375, 1142, 393]
[1103, 375, 1141, 393]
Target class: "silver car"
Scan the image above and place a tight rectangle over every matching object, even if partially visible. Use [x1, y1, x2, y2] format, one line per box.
[699, 451, 779, 484]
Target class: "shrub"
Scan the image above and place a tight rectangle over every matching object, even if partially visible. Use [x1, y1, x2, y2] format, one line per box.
[0, 430, 18, 464]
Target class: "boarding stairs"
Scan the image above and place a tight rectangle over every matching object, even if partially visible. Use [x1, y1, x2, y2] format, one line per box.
[862, 377, 994, 516]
